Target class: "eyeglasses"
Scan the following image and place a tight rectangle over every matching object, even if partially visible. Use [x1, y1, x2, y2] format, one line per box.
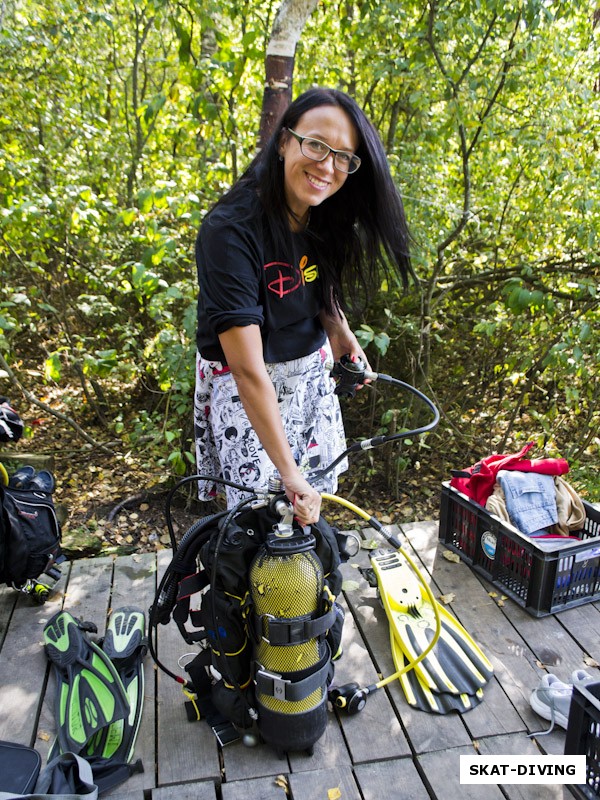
[286, 128, 361, 174]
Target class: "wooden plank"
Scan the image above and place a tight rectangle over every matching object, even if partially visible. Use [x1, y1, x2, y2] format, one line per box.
[60, 554, 115, 627]
[0, 452, 55, 471]
[288, 766, 362, 800]
[354, 757, 431, 800]
[417, 745, 505, 800]
[487, 596, 594, 755]
[478, 732, 568, 800]
[0, 590, 52, 746]
[551, 602, 600, 668]
[527, 731, 570, 758]
[103, 552, 158, 797]
[0, 558, 72, 748]
[154, 549, 221, 786]
[287, 708, 352, 772]
[222, 737, 291, 782]
[221, 774, 288, 800]
[152, 780, 217, 799]
[499, 595, 593, 677]
[0, 584, 18, 652]
[330, 583, 412, 761]
[555, 602, 600, 665]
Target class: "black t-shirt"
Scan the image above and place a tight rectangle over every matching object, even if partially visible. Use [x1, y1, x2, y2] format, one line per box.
[195, 188, 326, 363]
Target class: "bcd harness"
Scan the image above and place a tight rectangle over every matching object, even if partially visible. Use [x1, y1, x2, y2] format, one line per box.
[149, 493, 351, 755]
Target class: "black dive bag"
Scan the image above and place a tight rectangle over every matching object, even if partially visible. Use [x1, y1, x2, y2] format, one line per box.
[150, 500, 347, 755]
[0, 478, 63, 599]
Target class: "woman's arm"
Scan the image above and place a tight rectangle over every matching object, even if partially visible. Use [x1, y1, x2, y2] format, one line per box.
[218, 324, 322, 525]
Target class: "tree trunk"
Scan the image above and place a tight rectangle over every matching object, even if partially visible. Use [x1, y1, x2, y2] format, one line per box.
[259, 0, 319, 147]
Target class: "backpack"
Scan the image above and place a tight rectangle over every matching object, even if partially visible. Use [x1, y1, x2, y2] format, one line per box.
[0, 471, 64, 601]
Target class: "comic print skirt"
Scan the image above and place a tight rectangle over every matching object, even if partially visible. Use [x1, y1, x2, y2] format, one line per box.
[193, 343, 348, 506]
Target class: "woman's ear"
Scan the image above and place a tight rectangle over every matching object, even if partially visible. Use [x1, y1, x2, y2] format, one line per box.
[278, 128, 290, 159]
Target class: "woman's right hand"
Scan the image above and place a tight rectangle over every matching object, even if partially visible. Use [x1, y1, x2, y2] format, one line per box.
[281, 470, 322, 526]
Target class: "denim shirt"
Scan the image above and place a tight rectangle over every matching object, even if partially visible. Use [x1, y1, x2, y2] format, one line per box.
[497, 470, 558, 535]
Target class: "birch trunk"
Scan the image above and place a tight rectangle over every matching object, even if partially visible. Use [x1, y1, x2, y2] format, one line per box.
[259, 0, 319, 146]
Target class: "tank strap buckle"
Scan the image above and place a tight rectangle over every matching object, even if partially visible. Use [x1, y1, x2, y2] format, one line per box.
[258, 613, 277, 644]
[257, 669, 291, 700]
[255, 607, 337, 645]
[255, 653, 330, 702]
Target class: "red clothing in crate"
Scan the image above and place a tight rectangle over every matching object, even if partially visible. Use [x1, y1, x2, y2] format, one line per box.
[450, 442, 569, 506]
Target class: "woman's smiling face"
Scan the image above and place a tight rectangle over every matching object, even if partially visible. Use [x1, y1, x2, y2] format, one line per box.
[279, 105, 359, 224]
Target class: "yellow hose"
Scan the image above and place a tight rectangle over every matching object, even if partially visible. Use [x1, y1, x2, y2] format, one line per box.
[0, 462, 8, 486]
[321, 492, 442, 689]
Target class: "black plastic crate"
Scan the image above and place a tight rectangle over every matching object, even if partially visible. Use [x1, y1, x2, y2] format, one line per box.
[565, 682, 600, 799]
[438, 482, 600, 617]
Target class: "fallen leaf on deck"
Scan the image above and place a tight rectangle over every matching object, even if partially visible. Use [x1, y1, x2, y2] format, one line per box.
[361, 538, 379, 550]
[328, 789, 342, 800]
[442, 550, 461, 563]
[274, 775, 289, 789]
[37, 731, 50, 742]
[342, 579, 360, 592]
[583, 655, 600, 668]
[439, 592, 456, 604]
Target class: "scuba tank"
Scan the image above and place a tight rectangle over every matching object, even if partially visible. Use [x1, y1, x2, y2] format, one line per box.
[148, 482, 346, 755]
[249, 493, 333, 755]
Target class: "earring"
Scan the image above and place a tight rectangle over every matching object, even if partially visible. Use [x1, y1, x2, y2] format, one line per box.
[278, 154, 284, 162]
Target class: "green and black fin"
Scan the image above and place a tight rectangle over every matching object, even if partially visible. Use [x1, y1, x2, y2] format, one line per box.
[84, 606, 147, 763]
[43, 610, 129, 754]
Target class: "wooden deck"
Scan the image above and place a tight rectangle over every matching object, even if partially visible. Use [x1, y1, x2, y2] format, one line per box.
[0, 517, 595, 800]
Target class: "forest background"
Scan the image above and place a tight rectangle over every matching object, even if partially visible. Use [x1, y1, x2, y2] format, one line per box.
[0, 0, 598, 549]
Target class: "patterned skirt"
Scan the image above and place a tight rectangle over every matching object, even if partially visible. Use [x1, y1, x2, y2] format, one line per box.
[193, 343, 348, 506]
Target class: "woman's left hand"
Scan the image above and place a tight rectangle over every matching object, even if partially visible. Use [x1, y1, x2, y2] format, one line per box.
[321, 309, 372, 384]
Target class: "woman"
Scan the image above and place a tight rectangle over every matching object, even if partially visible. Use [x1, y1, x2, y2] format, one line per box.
[194, 87, 412, 525]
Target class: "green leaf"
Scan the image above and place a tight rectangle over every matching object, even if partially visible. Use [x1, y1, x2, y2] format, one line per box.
[374, 332, 390, 356]
[121, 208, 137, 226]
[45, 353, 62, 382]
[137, 189, 153, 214]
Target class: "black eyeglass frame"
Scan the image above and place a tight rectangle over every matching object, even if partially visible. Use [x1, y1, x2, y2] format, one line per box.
[285, 128, 361, 174]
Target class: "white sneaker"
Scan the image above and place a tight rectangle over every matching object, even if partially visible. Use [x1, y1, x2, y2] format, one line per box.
[529, 674, 573, 736]
[571, 669, 596, 688]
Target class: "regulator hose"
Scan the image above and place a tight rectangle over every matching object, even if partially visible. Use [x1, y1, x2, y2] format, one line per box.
[312, 361, 440, 481]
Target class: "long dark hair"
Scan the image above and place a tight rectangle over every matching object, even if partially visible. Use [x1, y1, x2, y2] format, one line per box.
[209, 87, 413, 315]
